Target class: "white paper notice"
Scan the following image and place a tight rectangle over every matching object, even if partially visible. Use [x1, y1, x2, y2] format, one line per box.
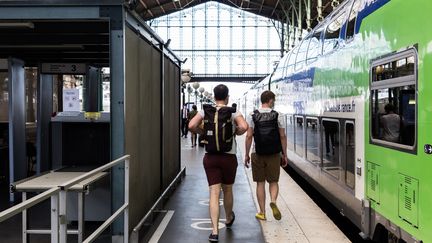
[63, 89, 80, 112]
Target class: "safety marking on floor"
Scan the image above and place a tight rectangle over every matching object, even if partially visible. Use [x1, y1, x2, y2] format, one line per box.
[148, 210, 175, 243]
[198, 199, 223, 206]
[190, 218, 226, 231]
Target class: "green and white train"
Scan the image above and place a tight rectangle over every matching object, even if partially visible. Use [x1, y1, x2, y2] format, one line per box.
[240, 0, 432, 242]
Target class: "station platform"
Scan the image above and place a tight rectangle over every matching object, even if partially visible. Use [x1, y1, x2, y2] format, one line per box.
[143, 139, 265, 243]
[146, 137, 350, 243]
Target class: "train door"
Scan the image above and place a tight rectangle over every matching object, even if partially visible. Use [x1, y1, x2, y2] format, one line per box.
[345, 121, 355, 190]
[322, 118, 341, 179]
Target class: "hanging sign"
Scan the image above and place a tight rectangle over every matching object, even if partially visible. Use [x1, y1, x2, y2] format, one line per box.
[41, 63, 86, 74]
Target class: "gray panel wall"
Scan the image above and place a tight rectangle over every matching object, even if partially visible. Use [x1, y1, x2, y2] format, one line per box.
[162, 57, 180, 189]
[125, 26, 163, 229]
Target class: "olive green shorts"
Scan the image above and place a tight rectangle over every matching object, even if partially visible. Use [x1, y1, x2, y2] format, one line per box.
[251, 153, 280, 183]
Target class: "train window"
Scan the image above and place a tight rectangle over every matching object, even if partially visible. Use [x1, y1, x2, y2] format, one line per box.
[322, 119, 340, 179]
[323, 10, 347, 54]
[346, 0, 361, 41]
[273, 54, 289, 81]
[286, 115, 294, 151]
[306, 26, 324, 64]
[294, 116, 304, 157]
[295, 37, 311, 70]
[345, 122, 355, 189]
[371, 85, 416, 147]
[370, 49, 417, 151]
[372, 56, 415, 82]
[306, 117, 320, 165]
[286, 46, 300, 74]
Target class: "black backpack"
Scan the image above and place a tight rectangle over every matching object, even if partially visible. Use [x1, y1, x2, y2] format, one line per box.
[252, 110, 282, 155]
[202, 104, 236, 153]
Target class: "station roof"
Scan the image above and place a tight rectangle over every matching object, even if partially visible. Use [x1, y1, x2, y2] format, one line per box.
[135, 0, 345, 29]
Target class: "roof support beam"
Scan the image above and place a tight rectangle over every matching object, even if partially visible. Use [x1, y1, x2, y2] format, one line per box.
[139, 0, 155, 17]
[269, 0, 280, 18]
[258, 0, 265, 14]
[155, 0, 166, 14]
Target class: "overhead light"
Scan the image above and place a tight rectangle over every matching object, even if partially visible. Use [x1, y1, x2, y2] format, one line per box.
[0, 45, 84, 50]
[0, 22, 34, 29]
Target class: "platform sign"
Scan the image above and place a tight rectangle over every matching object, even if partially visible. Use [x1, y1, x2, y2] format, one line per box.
[0, 59, 7, 70]
[41, 63, 86, 74]
[63, 89, 80, 112]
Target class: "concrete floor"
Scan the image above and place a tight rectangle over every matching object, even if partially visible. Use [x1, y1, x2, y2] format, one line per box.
[144, 138, 265, 243]
[0, 134, 351, 243]
[236, 135, 351, 243]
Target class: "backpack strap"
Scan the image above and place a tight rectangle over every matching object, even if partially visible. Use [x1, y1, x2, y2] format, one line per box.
[252, 110, 260, 123]
[270, 110, 279, 128]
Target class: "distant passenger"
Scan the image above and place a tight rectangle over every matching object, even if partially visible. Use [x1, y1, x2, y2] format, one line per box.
[188, 105, 198, 147]
[381, 103, 400, 143]
[181, 105, 189, 138]
[323, 120, 338, 154]
[245, 90, 288, 221]
[188, 84, 248, 242]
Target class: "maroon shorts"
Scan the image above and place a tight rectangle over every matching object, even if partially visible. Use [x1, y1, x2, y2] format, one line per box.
[203, 153, 238, 186]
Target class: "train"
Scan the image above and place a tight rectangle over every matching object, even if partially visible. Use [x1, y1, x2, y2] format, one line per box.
[239, 0, 431, 242]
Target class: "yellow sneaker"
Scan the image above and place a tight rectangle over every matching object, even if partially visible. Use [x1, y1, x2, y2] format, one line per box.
[255, 213, 266, 220]
[270, 202, 281, 220]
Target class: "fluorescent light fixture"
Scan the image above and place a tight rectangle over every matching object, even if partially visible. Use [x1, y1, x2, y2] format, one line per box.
[0, 22, 34, 29]
[0, 45, 84, 50]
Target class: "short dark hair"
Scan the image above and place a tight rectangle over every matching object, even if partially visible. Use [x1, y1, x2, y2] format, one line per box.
[260, 90, 276, 104]
[213, 84, 229, 101]
[232, 103, 237, 108]
[192, 105, 197, 111]
[384, 103, 395, 113]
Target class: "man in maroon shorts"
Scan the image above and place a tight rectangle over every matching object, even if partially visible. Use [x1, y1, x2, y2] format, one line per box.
[189, 84, 248, 242]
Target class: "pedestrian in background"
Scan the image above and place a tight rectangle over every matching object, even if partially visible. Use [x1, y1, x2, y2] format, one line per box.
[188, 105, 198, 146]
[181, 105, 189, 138]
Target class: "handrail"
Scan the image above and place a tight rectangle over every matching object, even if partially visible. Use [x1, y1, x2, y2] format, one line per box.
[0, 187, 60, 223]
[60, 155, 130, 190]
[130, 166, 186, 243]
[0, 154, 131, 243]
[59, 155, 130, 243]
[83, 204, 128, 243]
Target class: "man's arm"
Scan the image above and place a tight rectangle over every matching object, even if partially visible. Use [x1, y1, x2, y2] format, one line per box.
[244, 127, 254, 168]
[188, 114, 204, 135]
[279, 127, 288, 167]
[234, 115, 248, 135]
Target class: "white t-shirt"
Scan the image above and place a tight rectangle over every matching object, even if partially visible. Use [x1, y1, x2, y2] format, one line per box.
[246, 108, 286, 153]
[198, 107, 242, 155]
[381, 113, 400, 142]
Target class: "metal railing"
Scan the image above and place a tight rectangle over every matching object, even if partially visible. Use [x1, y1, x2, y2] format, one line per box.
[130, 166, 186, 243]
[0, 155, 130, 243]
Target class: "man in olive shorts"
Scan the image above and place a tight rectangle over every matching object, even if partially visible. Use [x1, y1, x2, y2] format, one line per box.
[244, 90, 288, 221]
[189, 84, 248, 242]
